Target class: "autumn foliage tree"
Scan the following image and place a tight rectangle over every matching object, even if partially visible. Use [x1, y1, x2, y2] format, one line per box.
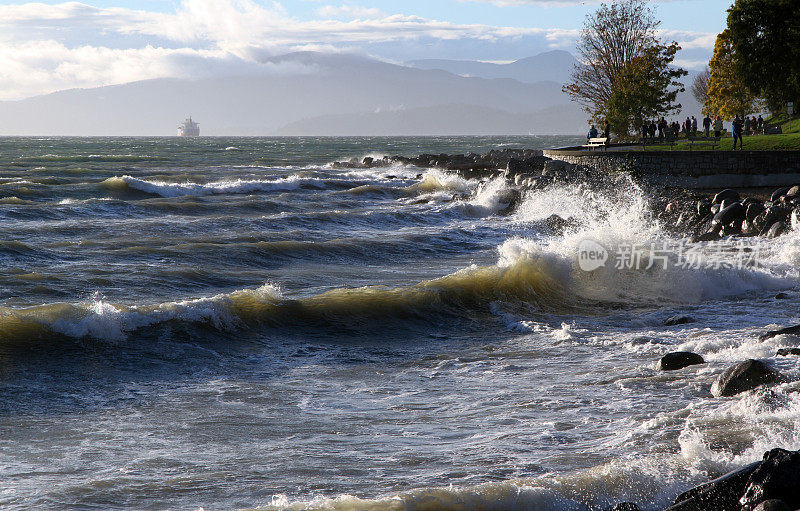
[727, 0, 800, 113]
[691, 68, 710, 106]
[563, 0, 687, 136]
[705, 30, 762, 119]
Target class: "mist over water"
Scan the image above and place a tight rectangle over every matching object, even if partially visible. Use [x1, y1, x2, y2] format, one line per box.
[1, 136, 799, 511]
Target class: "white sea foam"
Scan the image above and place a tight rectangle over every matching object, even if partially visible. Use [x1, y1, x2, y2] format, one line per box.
[107, 175, 325, 197]
[500, 179, 796, 306]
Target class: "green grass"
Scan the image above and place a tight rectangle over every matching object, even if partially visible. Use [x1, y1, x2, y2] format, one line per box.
[639, 132, 800, 151]
[765, 113, 800, 134]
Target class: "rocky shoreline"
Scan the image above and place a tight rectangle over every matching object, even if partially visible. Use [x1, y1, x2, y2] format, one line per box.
[334, 148, 799, 242]
[334, 147, 800, 511]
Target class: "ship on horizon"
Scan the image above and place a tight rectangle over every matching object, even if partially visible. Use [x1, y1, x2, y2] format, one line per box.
[178, 116, 200, 137]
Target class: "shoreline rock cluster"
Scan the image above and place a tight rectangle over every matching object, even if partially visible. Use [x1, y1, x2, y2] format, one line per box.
[657, 187, 799, 241]
[335, 148, 800, 511]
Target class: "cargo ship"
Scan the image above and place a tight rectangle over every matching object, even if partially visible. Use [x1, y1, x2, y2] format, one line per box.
[178, 116, 200, 137]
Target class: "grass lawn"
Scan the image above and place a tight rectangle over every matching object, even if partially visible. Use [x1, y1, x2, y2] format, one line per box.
[635, 114, 800, 151]
[639, 132, 800, 151]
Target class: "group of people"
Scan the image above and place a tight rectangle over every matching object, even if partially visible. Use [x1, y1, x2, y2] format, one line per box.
[637, 114, 766, 148]
[586, 114, 767, 149]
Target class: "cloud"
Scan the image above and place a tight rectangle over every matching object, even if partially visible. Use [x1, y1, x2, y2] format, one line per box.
[0, 0, 716, 100]
[461, 0, 690, 5]
[316, 4, 387, 19]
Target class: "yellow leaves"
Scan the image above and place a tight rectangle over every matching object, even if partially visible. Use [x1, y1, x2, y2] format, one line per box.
[705, 30, 761, 119]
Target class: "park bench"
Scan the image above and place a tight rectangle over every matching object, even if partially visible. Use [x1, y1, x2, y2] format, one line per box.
[687, 134, 722, 150]
[640, 135, 676, 150]
[583, 137, 608, 150]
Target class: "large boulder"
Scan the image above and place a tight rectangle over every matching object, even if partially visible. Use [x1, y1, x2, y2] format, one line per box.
[665, 461, 761, 511]
[753, 500, 790, 511]
[765, 221, 787, 239]
[664, 314, 695, 326]
[759, 324, 800, 342]
[712, 203, 745, 232]
[657, 351, 705, 371]
[711, 359, 787, 397]
[740, 449, 800, 510]
[713, 189, 740, 205]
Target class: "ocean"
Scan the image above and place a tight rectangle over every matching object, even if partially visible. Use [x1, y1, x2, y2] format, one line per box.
[1, 136, 799, 510]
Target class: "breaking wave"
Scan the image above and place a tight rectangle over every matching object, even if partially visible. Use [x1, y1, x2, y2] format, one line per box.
[101, 175, 326, 197]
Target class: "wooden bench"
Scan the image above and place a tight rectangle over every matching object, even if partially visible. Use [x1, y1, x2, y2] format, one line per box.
[583, 137, 608, 150]
[687, 135, 722, 150]
[640, 136, 676, 150]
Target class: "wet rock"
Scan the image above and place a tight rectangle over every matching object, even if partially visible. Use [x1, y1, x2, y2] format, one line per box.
[746, 203, 766, 223]
[657, 351, 705, 371]
[604, 503, 641, 511]
[770, 187, 792, 202]
[741, 449, 800, 510]
[753, 500, 791, 511]
[693, 231, 721, 242]
[774, 292, 790, 300]
[776, 348, 800, 356]
[543, 214, 575, 234]
[765, 221, 787, 239]
[712, 203, 745, 232]
[664, 314, 695, 326]
[759, 324, 800, 342]
[506, 158, 528, 175]
[757, 207, 790, 235]
[666, 461, 761, 511]
[697, 198, 712, 217]
[713, 189, 740, 205]
[711, 359, 787, 397]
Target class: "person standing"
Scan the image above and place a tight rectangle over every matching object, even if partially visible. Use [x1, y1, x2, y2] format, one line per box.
[714, 117, 723, 138]
[603, 121, 610, 141]
[691, 116, 698, 135]
[732, 116, 744, 150]
[703, 115, 712, 137]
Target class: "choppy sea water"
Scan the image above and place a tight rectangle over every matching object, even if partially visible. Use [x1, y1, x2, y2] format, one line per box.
[1, 136, 799, 511]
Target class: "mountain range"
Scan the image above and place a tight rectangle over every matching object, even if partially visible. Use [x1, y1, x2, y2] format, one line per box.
[0, 51, 700, 136]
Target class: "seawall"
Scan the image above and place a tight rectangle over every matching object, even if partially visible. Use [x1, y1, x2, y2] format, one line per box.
[542, 149, 800, 189]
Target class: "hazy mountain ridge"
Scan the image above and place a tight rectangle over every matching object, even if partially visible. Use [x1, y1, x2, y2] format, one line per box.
[276, 103, 587, 135]
[0, 51, 701, 136]
[407, 50, 577, 84]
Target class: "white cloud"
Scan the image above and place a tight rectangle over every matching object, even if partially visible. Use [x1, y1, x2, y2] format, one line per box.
[316, 4, 386, 19]
[0, 0, 715, 100]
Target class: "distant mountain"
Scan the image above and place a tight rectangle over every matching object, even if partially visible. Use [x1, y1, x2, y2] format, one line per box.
[0, 51, 582, 136]
[276, 103, 586, 136]
[407, 50, 577, 85]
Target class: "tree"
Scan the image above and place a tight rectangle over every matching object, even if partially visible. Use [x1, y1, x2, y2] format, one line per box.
[691, 67, 710, 106]
[727, 0, 800, 112]
[563, 0, 687, 136]
[705, 30, 762, 119]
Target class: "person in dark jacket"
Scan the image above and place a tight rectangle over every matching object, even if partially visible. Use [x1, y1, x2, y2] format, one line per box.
[732, 116, 744, 150]
[703, 115, 712, 137]
[587, 124, 598, 140]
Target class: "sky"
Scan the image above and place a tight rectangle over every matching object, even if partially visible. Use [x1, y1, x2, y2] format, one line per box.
[0, 0, 732, 101]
